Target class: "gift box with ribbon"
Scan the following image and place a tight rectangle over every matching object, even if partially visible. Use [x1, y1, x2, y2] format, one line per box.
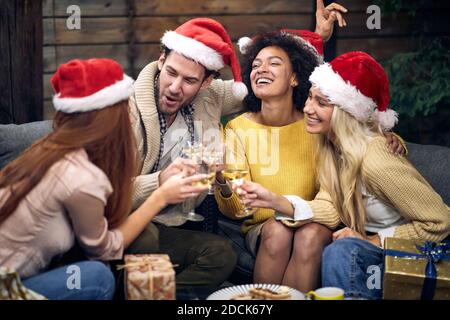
[120, 254, 176, 300]
[383, 237, 450, 300]
[0, 267, 47, 300]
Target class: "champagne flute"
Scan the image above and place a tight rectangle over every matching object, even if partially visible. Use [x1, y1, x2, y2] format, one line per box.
[222, 162, 257, 218]
[180, 140, 205, 222]
[191, 159, 216, 189]
[202, 147, 221, 195]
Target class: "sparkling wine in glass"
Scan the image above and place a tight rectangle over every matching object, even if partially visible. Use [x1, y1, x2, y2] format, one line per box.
[222, 164, 257, 218]
[201, 147, 222, 195]
[180, 140, 205, 222]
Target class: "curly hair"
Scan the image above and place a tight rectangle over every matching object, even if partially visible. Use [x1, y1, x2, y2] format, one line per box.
[241, 31, 321, 112]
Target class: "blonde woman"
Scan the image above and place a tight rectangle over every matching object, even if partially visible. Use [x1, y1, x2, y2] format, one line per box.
[236, 52, 450, 299]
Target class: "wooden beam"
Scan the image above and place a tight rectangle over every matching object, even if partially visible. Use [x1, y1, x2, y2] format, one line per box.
[0, 0, 13, 123]
[43, 0, 54, 17]
[0, 0, 43, 124]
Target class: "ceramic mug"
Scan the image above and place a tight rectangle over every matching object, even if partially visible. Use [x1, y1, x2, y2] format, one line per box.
[306, 287, 345, 300]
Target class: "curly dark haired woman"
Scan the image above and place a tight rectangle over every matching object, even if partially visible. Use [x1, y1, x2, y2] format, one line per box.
[241, 30, 322, 114]
[214, 30, 333, 292]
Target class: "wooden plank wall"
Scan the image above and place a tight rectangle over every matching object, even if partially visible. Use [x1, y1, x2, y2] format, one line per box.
[42, 0, 448, 119]
[42, 0, 315, 118]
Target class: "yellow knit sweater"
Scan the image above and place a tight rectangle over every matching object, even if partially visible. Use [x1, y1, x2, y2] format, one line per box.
[215, 113, 317, 234]
[307, 136, 450, 242]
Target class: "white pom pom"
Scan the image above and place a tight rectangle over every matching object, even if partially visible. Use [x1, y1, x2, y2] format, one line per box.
[372, 109, 398, 131]
[237, 37, 253, 54]
[232, 82, 248, 100]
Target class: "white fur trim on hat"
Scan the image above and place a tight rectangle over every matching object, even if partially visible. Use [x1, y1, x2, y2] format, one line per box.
[53, 75, 134, 113]
[371, 109, 398, 131]
[161, 31, 225, 71]
[232, 82, 248, 100]
[237, 37, 253, 54]
[309, 63, 376, 123]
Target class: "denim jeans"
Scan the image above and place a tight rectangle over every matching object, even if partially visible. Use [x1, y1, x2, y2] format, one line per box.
[321, 237, 384, 299]
[23, 261, 115, 300]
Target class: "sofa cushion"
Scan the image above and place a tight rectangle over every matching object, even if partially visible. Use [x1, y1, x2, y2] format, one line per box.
[0, 120, 53, 169]
[406, 142, 450, 205]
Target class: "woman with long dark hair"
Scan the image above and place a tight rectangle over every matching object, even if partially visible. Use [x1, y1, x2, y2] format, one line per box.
[215, 30, 335, 292]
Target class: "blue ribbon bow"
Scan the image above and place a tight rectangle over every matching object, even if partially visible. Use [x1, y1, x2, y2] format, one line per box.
[385, 241, 450, 300]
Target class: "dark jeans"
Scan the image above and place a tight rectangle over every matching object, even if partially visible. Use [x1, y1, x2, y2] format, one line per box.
[125, 222, 237, 288]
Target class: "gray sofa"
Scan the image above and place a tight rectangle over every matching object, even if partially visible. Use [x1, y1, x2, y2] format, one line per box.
[1, 120, 449, 284]
[0, 120, 53, 169]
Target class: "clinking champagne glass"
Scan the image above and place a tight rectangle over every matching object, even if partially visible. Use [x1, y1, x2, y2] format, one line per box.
[202, 147, 221, 195]
[221, 162, 257, 218]
[191, 159, 216, 189]
[180, 140, 205, 222]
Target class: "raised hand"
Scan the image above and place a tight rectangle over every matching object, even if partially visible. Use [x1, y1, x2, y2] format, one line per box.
[315, 0, 348, 42]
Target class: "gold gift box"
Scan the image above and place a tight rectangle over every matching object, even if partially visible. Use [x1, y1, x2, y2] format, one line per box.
[383, 237, 450, 300]
[123, 254, 176, 300]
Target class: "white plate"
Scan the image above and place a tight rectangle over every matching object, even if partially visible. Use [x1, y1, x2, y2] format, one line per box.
[206, 283, 305, 300]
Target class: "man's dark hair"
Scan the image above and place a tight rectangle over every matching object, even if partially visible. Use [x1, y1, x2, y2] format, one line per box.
[160, 46, 220, 81]
[241, 31, 321, 112]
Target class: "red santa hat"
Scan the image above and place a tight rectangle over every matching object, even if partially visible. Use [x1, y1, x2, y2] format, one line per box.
[51, 58, 134, 113]
[161, 17, 248, 100]
[237, 29, 324, 62]
[309, 51, 398, 131]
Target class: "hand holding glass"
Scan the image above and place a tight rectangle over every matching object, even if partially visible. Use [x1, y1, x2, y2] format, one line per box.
[201, 147, 222, 194]
[180, 140, 205, 222]
[222, 162, 257, 218]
